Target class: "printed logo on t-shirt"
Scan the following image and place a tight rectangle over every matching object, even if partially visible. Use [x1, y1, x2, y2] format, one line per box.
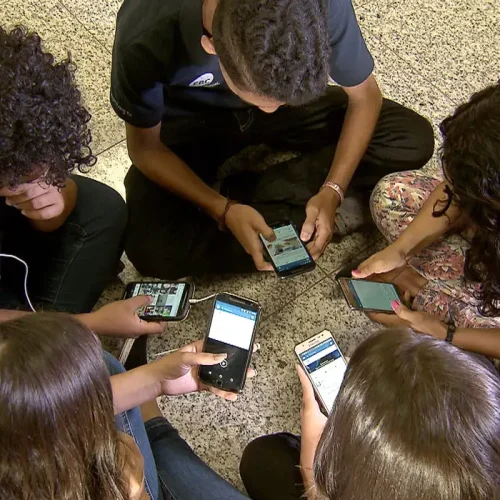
[189, 73, 216, 87]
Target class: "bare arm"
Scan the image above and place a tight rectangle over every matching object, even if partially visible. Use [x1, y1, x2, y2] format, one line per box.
[326, 75, 383, 190]
[126, 123, 226, 220]
[110, 363, 164, 414]
[392, 181, 462, 258]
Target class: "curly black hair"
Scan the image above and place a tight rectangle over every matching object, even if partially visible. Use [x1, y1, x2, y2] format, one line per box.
[439, 82, 500, 316]
[0, 26, 95, 189]
[212, 0, 330, 106]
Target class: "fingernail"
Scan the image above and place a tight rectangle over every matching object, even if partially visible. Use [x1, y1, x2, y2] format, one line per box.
[391, 300, 400, 310]
[352, 269, 360, 275]
[215, 353, 227, 361]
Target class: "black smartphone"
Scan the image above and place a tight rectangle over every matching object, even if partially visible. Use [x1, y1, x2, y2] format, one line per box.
[198, 293, 260, 393]
[259, 220, 316, 279]
[123, 281, 194, 321]
[337, 277, 401, 313]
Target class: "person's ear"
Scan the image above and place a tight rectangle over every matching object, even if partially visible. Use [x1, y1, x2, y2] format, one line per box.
[201, 35, 216, 55]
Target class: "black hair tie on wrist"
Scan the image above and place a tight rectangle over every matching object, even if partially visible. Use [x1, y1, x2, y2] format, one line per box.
[446, 320, 457, 343]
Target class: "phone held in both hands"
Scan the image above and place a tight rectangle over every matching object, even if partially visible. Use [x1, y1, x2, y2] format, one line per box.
[123, 281, 195, 321]
[295, 330, 348, 414]
[337, 277, 401, 314]
[260, 220, 316, 279]
[199, 293, 261, 393]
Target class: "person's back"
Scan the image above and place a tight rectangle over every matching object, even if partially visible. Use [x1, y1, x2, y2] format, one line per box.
[241, 329, 500, 500]
[314, 329, 500, 499]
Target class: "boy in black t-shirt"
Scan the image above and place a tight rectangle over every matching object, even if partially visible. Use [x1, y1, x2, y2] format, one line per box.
[111, 0, 434, 279]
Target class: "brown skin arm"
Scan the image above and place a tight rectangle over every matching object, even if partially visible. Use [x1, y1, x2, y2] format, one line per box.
[326, 74, 383, 190]
[125, 122, 227, 220]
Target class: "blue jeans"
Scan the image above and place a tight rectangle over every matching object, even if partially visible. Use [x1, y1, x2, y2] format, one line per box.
[104, 352, 248, 500]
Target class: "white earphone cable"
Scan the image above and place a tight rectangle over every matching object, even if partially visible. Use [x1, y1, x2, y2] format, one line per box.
[0, 253, 36, 312]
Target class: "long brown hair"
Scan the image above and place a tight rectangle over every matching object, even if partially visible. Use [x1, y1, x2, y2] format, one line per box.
[314, 328, 500, 500]
[0, 314, 130, 499]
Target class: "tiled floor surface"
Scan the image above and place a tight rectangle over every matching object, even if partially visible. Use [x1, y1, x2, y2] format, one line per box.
[2, 0, 498, 490]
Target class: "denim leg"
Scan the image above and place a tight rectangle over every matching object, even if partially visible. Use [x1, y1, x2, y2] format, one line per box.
[145, 416, 248, 500]
[104, 351, 161, 500]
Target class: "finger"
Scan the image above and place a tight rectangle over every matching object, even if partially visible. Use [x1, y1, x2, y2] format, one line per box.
[21, 204, 61, 220]
[206, 385, 238, 401]
[180, 351, 228, 367]
[403, 290, 412, 307]
[253, 342, 261, 353]
[391, 300, 412, 320]
[351, 257, 376, 279]
[5, 184, 45, 205]
[126, 294, 154, 310]
[296, 364, 317, 405]
[307, 227, 330, 260]
[12, 192, 53, 211]
[249, 238, 273, 272]
[300, 207, 318, 242]
[254, 218, 275, 242]
[137, 319, 166, 335]
[246, 367, 256, 379]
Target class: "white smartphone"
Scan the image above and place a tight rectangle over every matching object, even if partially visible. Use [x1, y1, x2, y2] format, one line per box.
[295, 330, 348, 413]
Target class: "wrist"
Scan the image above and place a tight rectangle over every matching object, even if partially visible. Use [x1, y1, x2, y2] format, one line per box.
[205, 195, 228, 221]
[433, 320, 448, 340]
[320, 182, 343, 205]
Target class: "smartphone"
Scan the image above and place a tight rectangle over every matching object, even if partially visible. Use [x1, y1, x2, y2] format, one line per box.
[198, 293, 260, 393]
[123, 281, 194, 321]
[260, 220, 316, 278]
[337, 277, 401, 313]
[295, 330, 348, 414]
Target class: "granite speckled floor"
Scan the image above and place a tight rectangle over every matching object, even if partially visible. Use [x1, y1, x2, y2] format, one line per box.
[2, 0, 498, 492]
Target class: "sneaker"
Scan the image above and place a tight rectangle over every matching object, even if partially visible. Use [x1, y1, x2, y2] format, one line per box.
[333, 195, 373, 240]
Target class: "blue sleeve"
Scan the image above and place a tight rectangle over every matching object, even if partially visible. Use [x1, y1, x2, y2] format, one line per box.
[327, 0, 374, 87]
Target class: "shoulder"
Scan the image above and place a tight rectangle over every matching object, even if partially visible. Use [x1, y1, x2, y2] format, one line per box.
[115, 0, 183, 53]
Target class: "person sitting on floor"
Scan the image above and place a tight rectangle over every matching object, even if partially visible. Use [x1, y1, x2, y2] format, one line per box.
[110, 0, 434, 279]
[354, 82, 500, 359]
[240, 328, 500, 500]
[0, 25, 126, 314]
[0, 313, 252, 499]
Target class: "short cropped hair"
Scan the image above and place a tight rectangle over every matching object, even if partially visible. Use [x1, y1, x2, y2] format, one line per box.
[212, 0, 330, 105]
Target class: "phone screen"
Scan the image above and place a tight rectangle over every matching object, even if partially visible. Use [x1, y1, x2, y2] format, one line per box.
[347, 280, 399, 311]
[201, 297, 258, 389]
[298, 337, 347, 412]
[128, 282, 186, 318]
[261, 224, 313, 273]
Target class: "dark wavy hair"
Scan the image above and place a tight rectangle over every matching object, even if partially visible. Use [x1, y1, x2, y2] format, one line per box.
[0, 25, 95, 189]
[212, 0, 330, 105]
[315, 328, 500, 499]
[438, 82, 500, 316]
[0, 314, 129, 499]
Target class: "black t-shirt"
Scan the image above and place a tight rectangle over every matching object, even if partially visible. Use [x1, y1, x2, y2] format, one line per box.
[110, 0, 374, 128]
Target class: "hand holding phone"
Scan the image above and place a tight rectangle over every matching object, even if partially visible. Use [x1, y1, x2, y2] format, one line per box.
[198, 293, 260, 393]
[337, 277, 401, 313]
[260, 220, 316, 279]
[295, 330, 347, 414]
[123, 281, 194, 321]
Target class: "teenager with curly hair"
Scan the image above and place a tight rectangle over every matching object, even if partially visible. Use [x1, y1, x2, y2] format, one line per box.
[111, 0, 434, 280]
[0, 25, 127, 314]
[353, 82, 500, 358]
